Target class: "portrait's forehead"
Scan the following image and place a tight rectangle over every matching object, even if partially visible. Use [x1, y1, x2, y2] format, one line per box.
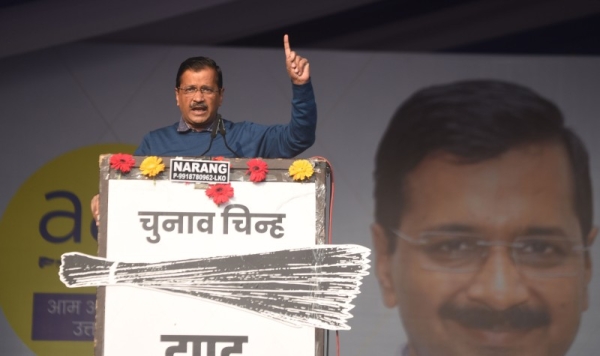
[399, 142, 580, 238]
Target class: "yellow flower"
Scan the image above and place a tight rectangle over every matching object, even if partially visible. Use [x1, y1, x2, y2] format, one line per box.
[140, 156, 165, 177]
[289, 159, 314, 181]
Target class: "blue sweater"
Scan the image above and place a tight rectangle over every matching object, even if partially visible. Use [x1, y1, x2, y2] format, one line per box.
[134, 82, 316, 158]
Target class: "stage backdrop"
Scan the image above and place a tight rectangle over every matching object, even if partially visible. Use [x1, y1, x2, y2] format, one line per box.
[0, 42, 598, 356]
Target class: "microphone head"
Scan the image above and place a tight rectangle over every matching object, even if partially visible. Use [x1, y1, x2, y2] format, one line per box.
[210, 117, 219, 138]
[218, 117, 226, 135]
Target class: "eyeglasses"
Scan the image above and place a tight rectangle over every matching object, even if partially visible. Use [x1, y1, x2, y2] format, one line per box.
[387, 229, 588, 278]
[177, 86, 220, 96]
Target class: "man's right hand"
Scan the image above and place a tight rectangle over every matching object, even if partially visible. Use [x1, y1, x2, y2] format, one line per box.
[91, 194, 100, 226]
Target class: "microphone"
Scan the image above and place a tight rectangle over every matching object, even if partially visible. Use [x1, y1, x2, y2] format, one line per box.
[199, 116, 220, 156]
[218, 116, 226, 136]
[218, 115, 241, 158]
[211, 116, 220, 138]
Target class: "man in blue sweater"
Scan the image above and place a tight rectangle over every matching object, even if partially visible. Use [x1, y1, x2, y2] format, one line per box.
[134, 34, 316, 158]
[91, 34, 316, 222]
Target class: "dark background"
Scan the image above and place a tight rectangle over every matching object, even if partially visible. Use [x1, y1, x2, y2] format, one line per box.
[2, 0, 599, 60]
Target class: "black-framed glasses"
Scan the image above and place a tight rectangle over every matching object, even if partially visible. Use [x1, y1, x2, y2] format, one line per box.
[177, 86, 220, 96]
[387, 228, 588, 278]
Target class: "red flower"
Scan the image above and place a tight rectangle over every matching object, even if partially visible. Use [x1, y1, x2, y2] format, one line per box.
[213, 156, 225, 161]
[246, 158, 268, 182]
[109, 153, 135, 173]
[205, 183, 234, 205]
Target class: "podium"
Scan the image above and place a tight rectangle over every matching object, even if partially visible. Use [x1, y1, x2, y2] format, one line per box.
[94, 156, 330, 356]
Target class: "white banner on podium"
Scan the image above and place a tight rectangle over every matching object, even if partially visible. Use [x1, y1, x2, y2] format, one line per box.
[91, 157, 332, 356]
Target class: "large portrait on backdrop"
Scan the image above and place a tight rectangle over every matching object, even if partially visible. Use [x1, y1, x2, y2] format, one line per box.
[371, 80, 596, 356]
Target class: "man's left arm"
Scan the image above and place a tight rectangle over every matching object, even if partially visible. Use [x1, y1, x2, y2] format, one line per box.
[286, 79, 317, 151]
[255, 35, 317, 158]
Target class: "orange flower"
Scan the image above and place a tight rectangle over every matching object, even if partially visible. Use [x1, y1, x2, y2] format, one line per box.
[246, 158, 268, 182]
[109, 153, 135, 173]
[206, 183, 234, 205]
[213, 156, 225, 161]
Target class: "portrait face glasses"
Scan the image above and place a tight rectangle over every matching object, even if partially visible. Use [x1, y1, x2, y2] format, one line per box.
[387, 229, 588, 278]
[177, 86, 220, 96]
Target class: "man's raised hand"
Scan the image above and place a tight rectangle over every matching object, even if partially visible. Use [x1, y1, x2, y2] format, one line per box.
[284, 34, 310, 85]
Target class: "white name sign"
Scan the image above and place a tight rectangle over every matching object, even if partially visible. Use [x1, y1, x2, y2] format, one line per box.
[170, 158, 230, 183]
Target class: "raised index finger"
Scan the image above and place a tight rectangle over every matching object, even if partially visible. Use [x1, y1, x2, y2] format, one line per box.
[283, 34, 291, 57]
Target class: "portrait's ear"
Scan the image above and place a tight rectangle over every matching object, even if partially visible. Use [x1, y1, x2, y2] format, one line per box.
[583, 226, 598, 311]
[371, 223, 398, 308]
[175, 88, 180, 107]
[587, 227, 598, 247]
[585, 226, 598, 275]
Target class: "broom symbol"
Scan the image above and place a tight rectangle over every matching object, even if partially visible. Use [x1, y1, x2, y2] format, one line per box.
[59, 244, 370, 330]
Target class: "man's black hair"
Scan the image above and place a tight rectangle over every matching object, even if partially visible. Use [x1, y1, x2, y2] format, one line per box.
[176, 57, 223, 89]
[374, 79, 593, 251]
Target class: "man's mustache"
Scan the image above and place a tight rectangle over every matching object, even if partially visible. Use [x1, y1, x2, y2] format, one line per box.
[439, 303, 550, 331]
[191, 102, 208, 110]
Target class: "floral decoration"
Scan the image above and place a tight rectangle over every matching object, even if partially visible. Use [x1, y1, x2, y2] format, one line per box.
[246, 158, 269, 182]
[140, 156, 165, 177]
[289, 159, 314, 181]
[109, 153, 135, 173]
[206, 183, 234, 206]
[213, 156, 225, 161]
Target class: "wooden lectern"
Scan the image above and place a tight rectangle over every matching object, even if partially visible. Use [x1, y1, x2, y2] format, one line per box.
[94, 156, 330, 356]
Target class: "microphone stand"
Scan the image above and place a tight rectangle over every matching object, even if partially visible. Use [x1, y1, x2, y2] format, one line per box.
[199, 116, 219, 156]
[219, 116, 241, 158]
[200, 114, 241, 158]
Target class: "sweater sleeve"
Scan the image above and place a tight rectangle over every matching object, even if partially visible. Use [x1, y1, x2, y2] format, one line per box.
[258, 80, 317, 158]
